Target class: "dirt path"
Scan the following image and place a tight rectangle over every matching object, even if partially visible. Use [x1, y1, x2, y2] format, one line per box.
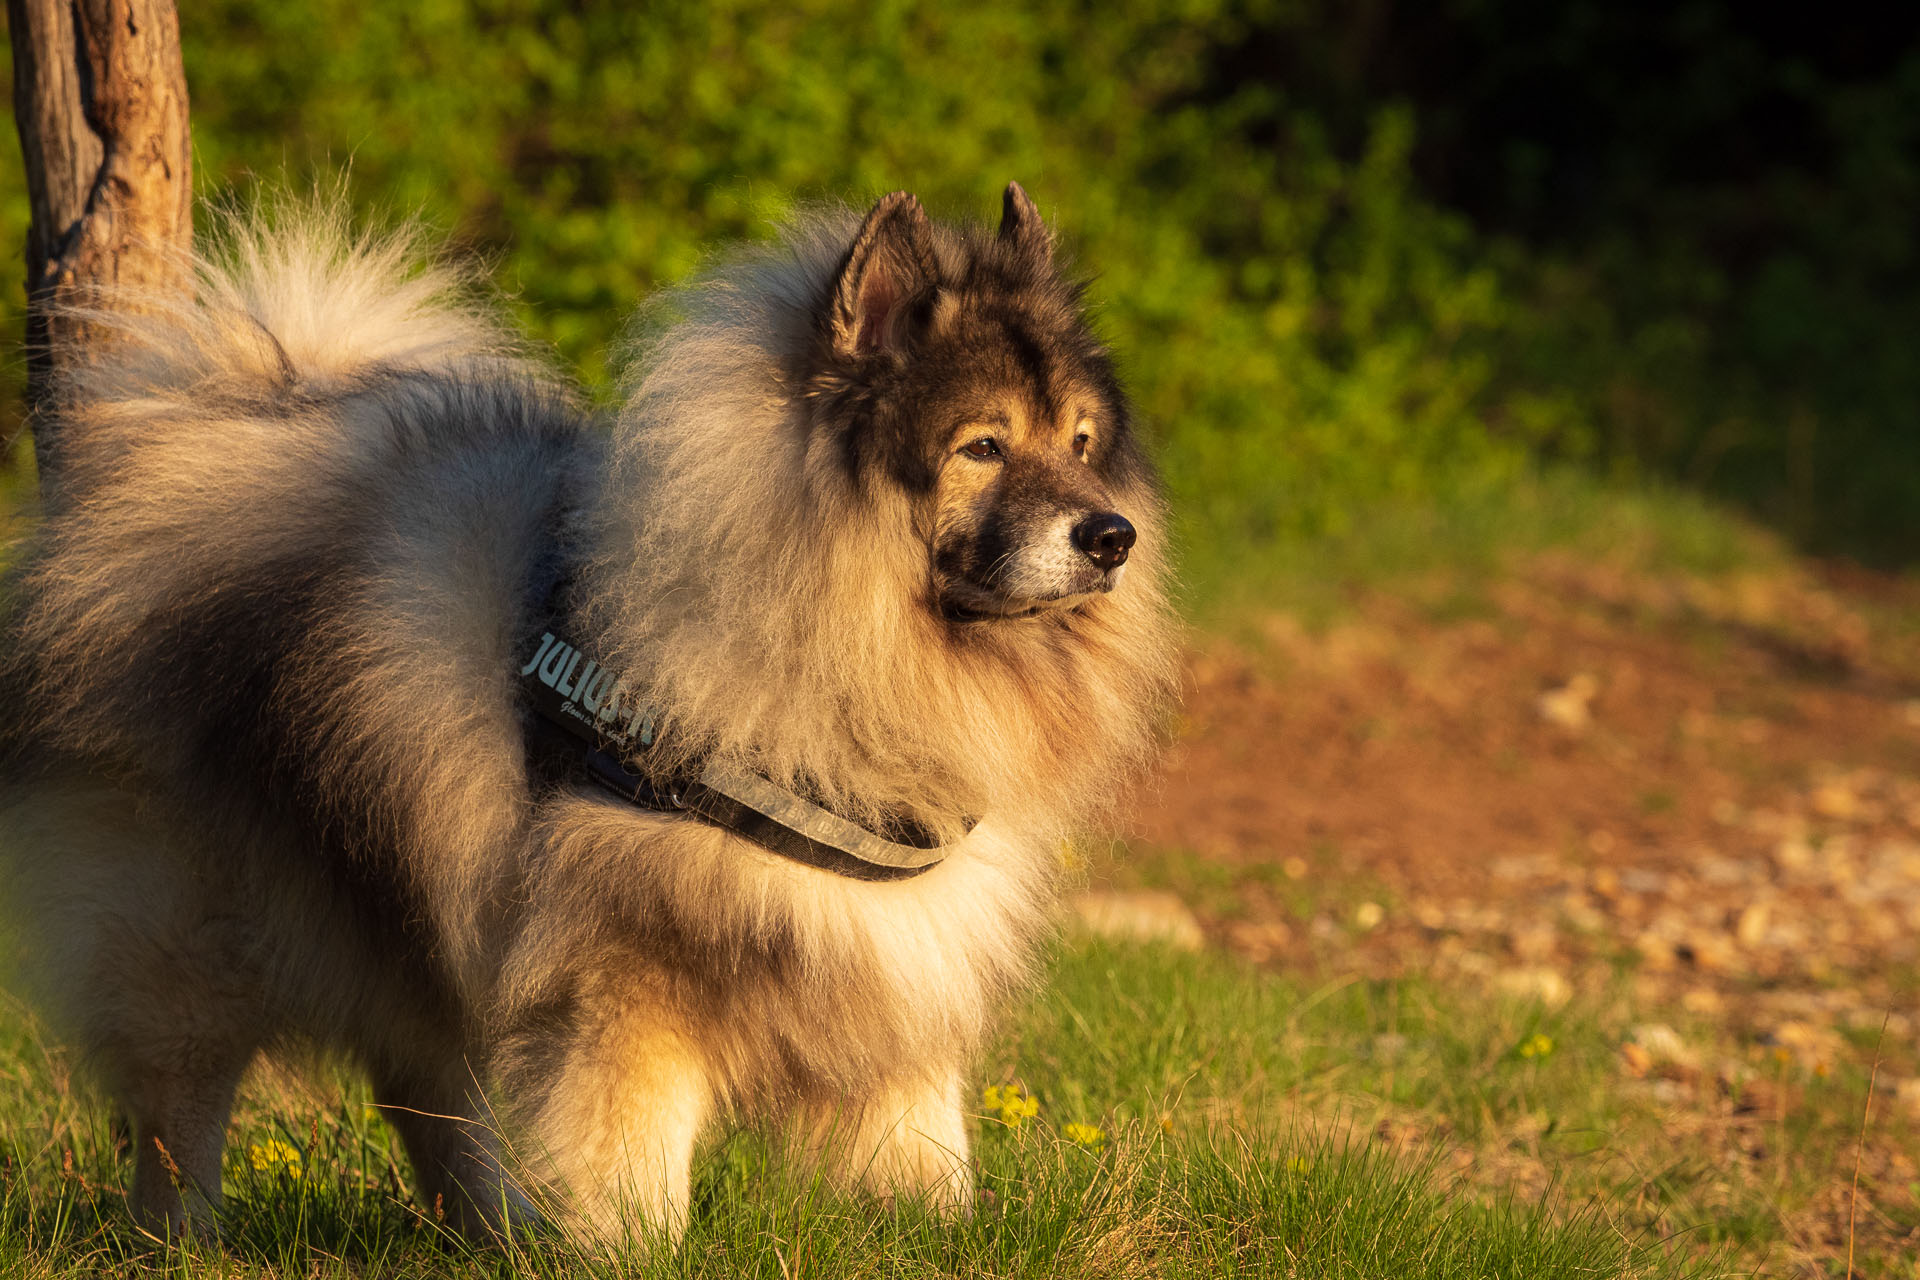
[1108, 554, 1920, 1269]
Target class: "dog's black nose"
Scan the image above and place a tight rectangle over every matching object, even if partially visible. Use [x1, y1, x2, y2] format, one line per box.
[1073, 512, 1136, 569]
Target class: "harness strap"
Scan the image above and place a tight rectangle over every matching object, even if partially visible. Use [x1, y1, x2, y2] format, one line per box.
[518, 592, 960, 881]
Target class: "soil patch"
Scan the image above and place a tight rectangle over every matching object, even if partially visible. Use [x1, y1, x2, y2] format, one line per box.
[1110, 555, 1920, 1272]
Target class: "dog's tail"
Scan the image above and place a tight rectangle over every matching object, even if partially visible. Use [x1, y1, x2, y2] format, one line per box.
[48, 195, 530, 413]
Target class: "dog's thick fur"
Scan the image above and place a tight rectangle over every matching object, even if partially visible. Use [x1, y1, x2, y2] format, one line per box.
[0, 189, 1177, 1242]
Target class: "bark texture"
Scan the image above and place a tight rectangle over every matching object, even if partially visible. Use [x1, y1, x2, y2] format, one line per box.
[8, 0, 191, 482]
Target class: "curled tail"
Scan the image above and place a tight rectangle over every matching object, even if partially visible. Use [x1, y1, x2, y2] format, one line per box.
[4, 195, 584, 1006]
[52, 196, 535, 412]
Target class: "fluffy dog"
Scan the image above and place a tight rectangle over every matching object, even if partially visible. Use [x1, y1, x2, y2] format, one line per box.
[0, 185, 1177, 1242]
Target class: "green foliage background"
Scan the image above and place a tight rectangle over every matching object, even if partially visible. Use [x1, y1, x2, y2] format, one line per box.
[2, 0, 1915, 573]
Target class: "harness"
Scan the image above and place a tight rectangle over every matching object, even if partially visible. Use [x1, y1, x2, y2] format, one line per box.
[518, 546, 961, 882]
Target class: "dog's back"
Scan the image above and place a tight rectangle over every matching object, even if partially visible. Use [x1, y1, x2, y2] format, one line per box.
[0, 206, 582, 1233]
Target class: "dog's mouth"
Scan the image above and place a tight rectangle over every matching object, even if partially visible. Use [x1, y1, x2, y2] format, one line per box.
[938, 564, 1125, 623]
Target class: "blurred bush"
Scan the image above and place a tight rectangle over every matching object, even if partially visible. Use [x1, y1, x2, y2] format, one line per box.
[1, 0, 1913, 568]
[1220, 0, 1920, 561]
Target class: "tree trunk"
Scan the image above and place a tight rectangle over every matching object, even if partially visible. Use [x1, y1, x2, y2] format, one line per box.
[7, 0, 191, 486]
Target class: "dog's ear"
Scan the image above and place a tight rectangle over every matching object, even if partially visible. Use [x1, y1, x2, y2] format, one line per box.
[830, 192, 940, 359]
[998, 181, 1051, 269]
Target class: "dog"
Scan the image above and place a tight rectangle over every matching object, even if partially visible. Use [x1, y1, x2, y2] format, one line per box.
[0, 184, 1177, 1244]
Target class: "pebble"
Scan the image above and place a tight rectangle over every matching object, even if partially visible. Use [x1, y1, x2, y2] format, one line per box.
[1635, 932, 1678, 970]
[1496, 967, 1572, 1008]
[1697, 854, 1761, 886]
[1773, 838, 1815, 872]
[1620, 868, 1668, 895]
[1537, 673, 1600, 730]
[1762, 1019, 1842, 1073]
[1812, 782, 1860, 820]
[1192, 746, 1920, 1127]
[1372, 1033, 1410, 1061]
[1681, 933, 1739, 972]
[1557, 893, 1608, 933]
[1508, 924, 1558, 961]
[1629, 1023, 1697, 1068]
[1223, 919, 1292, 963]
[1881, 842, 1920, 880]
[1071, 891, 1205, 951]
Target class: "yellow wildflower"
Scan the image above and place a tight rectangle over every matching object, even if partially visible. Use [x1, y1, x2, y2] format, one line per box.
[1062, 1122, 1106, 1150]
[248, 1138, 302, 1174]
[981, 1083, 1040, 1127]
[1518, 1033, 1555, 1060]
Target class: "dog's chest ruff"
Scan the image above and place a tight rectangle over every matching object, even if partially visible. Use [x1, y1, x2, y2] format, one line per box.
[517, 555, 962, 882]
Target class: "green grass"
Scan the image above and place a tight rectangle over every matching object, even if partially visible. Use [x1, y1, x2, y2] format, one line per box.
[1178, 465, 1783, 636]
[0, 938, 1729, 1278]
[0, 439, 1859, 1276]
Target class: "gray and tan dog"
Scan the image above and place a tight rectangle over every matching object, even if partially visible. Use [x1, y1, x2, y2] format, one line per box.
[0, 185, 1177, 1244]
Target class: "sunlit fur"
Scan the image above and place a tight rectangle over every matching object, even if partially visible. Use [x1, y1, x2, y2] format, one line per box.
[0, 193, 1178, 1245]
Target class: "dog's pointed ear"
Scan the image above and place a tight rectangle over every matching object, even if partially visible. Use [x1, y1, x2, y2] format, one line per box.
[998, 181, 1051, 268]
[830, 192, 940, 359]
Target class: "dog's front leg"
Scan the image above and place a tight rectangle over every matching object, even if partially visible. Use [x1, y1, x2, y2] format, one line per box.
[522, 1019, 711, 1251]
[806, 1070, 973, 1214]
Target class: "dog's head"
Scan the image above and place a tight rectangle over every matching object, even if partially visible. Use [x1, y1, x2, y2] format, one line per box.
[805, 185, 1156, 621]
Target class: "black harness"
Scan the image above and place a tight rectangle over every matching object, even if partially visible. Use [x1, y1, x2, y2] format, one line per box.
[518, 551, 960, 882]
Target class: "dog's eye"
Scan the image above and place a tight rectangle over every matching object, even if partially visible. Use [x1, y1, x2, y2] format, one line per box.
[1073, 431, 1092, 458]
[962, 437, 1001, 459]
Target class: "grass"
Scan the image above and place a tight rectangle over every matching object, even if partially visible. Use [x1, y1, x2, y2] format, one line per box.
[1178, 465, 1785, 638]
[1, 441, 1884, 1276]
[1075, 838, 1920, 1279]
[0, 937, 1726, 1278]
[1010, 937, 1869, 1272]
